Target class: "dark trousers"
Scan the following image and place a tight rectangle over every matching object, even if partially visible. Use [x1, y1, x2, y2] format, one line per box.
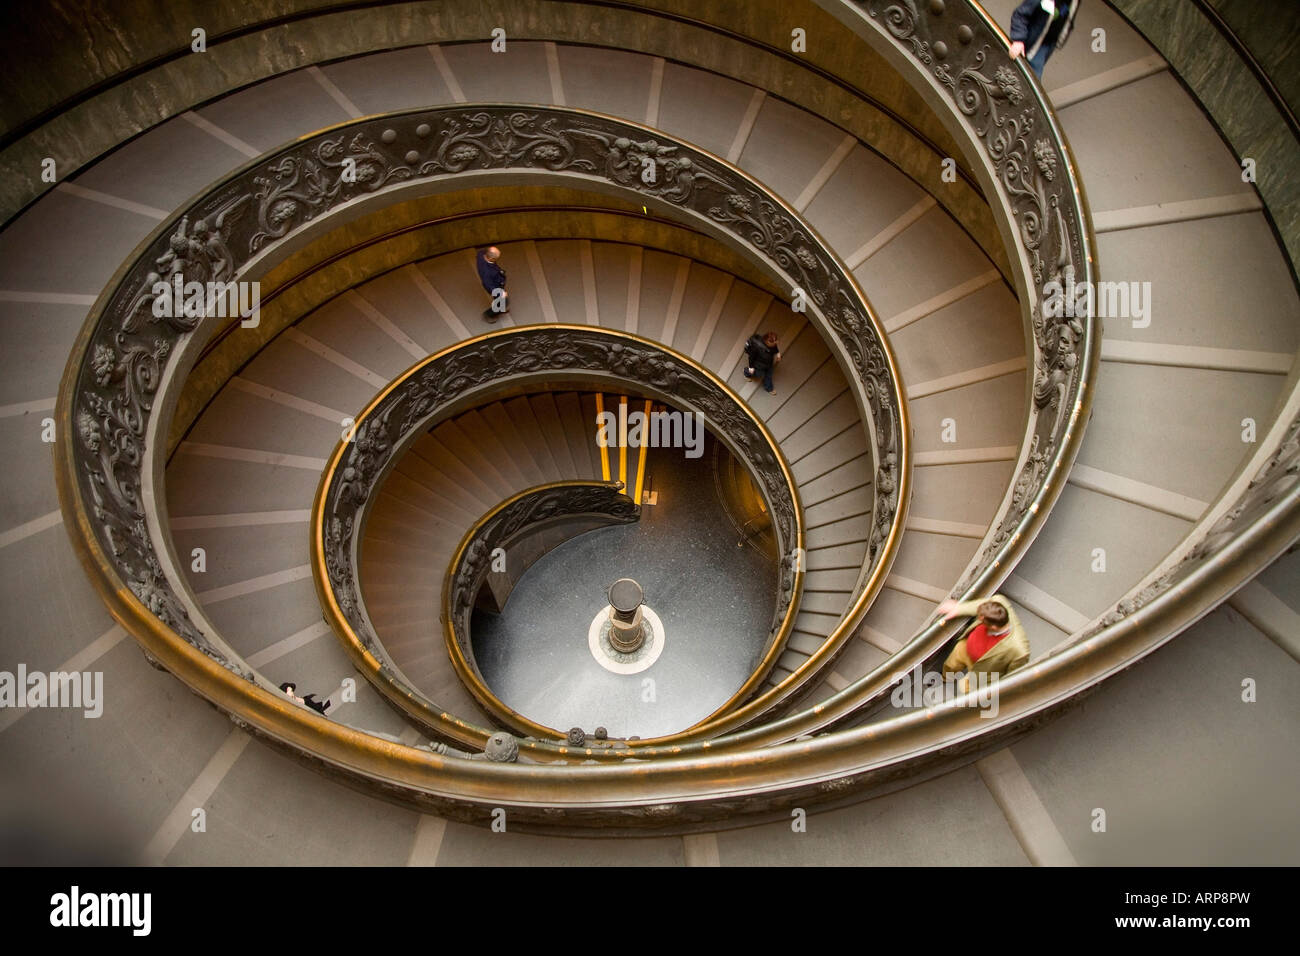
[1028, 44, 1051, 78]
[745, 365, 774, 392]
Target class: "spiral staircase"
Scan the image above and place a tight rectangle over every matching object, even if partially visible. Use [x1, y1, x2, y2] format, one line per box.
[1, 0, 1298, 866]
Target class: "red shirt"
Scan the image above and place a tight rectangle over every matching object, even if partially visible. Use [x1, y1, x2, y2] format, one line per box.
[966, 623, 1010, 662]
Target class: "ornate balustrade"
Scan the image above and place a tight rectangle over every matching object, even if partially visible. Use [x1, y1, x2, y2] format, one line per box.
[727, 0, 1106, 727]
[53, 0, 1289, 826]
[773, 0, 1299, 741]
[442, 479, 641, 734]
[313, 325, 804, 750]
[56, 104, 911, 742]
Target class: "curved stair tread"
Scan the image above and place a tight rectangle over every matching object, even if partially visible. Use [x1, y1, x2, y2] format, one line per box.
[4, 4, 1300, 863]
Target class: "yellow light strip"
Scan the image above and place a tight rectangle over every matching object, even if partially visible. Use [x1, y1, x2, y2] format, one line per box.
[594, 392, 610, 481]
[618, 394, 628, 489]
[633, 399, 652, 504]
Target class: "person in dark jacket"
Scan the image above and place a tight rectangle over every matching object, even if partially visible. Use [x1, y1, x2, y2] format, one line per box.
[743, 331, 781, 395]
[475, 246, 509, 321]
[279, 682, 330, 715]
[1009, 0, 1081, 78]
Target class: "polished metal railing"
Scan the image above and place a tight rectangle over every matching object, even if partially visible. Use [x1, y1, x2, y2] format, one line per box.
[311, 325, 804, 752]
[56, 103, 911, 753]
[442, 480, 640, 734]
[50, 0, 1296, 827]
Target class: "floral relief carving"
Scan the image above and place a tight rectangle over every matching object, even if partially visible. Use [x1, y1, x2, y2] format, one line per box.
[864, 1, 1093, 580]
[320, 328, 806, 686]
[72, 104, 910, 723]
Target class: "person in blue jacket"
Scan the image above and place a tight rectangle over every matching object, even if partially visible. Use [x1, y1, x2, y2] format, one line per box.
[476, 245, 509, 321]
[1009, 0, 1081, 78]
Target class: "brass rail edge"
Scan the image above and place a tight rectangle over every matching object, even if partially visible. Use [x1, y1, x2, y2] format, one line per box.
[58, 102, 915, 762]
[310, 325, 807, 754]
[48, 0, 1190, 822]
[1, 0, 995, 270]
[441, 479, 641, 737]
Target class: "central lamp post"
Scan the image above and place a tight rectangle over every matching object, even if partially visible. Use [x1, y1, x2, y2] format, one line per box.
[606, 578, 646, 653]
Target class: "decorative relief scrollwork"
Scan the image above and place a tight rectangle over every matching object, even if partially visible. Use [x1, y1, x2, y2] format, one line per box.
[321, 327, 805, 686]
[871, 0, 935, 65]
[119, 196, 250, 332]
[447, 481, 641, 666]
[251, 134, 407, 250]
[68, 104, 899, 715]
[430, 112, 593, 175]
[861, 0, 1093, 577]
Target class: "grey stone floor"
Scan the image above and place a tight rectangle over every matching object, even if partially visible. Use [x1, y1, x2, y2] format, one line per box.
[471, 433, 777, 737]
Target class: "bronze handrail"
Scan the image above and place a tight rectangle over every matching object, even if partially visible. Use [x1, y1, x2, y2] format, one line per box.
[58, 102, 912, 757]
[57, 0, 1268, 827]
[440, 479, 641, 736]
[311, 325, 805, 754]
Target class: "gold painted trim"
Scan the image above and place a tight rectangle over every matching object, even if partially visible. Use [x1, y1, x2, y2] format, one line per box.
[309, 324, 807, 754]
[595, 393, 611, 482]
[618, 394, 629, 489]
[171, 97, 912, 743]
[47, 35, 1297, 822]
[441, 478, 635, 738]
[633, 399, 652, 505]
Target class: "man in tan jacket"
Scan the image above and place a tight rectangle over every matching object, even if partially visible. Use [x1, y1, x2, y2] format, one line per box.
[935, 594, 1030, 691]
